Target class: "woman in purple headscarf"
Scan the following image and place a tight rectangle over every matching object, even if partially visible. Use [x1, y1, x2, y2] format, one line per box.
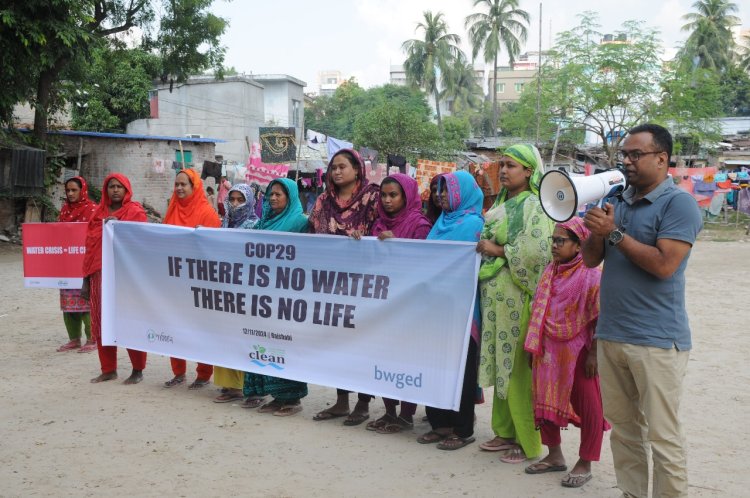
[309, 148, 380, 426]
[355, 173, 433, 434]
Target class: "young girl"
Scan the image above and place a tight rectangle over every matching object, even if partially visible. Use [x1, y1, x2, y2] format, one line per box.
[57, 176, 98, 353]
[523, 217, 608, 488]
[358, 174, 432, 434]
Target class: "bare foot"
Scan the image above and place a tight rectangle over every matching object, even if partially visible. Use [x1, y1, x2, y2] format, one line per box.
[123, 370, 143, 385]
[90, 371, 118, 383]
[570, 458, 592, 476]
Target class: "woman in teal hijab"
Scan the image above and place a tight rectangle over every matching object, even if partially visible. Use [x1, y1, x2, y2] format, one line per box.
[242, 178, 309, 416]
[475, 144, 554, 462]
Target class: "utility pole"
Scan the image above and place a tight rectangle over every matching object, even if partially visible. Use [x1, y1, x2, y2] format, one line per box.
[535, 3, 543, 148]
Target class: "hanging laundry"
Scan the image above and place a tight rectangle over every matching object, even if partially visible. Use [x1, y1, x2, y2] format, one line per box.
[326, 136, 353, 159]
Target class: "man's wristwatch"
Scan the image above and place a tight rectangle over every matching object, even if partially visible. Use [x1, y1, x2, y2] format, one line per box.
[608, 228, 624, 246]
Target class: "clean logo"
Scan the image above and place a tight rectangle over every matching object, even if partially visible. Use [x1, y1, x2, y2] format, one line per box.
[248, 345, 285, 370]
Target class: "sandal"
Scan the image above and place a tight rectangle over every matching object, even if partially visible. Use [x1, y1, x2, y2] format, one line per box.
[342, 412, 370, 426]
[366, 414, 396, 431]
[273, 403, 303, 417]
[500, 446, 529, 464]
[241, 397, 266, 409]
[561, 472, 592, 488]
[479, 437, 517, 452]
[188, 378, 211, 390]
[417, 430, 449, 444]
[214, 391, 243, 403]
[313, 408, 350, 421]
[258, 400, 285, 413]
[57, 340, 81, 352]
[437, 435, 476, 451]
[163, 375, 186, 388]
[376, 416, 414, 434]
[525, 461, 568, 474]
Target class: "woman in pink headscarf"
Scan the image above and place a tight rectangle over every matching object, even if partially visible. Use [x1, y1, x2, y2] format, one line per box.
[523, 217, 609, 489]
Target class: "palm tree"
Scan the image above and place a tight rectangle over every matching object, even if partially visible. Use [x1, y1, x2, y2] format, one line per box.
[402, 11, 463, 133]
[465, 0, 530, 138]
[738, 33, 750, 71]
[440, 58, 484, 116]
[680, 0, 740, 71]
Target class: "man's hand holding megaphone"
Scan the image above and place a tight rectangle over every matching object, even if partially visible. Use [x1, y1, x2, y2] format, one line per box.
[583, 202, 617, 240]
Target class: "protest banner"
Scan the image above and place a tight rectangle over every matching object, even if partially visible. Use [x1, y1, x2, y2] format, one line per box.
[102, 222, 479, 410]
[22, 222, 88, 288]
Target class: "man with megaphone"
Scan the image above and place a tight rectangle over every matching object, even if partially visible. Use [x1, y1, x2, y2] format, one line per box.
[581, 123, 702, 498]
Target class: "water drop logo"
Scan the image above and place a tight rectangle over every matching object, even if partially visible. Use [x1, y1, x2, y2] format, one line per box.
[147, 329, 156, 342]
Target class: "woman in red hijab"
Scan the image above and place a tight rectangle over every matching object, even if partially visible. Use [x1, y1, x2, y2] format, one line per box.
[81, 173, 148, 384]
[57, 176, 98, 353]
[162, 169, 221, 390]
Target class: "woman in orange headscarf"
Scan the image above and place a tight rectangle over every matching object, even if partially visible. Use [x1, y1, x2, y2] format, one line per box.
[162, 169, 222, 390]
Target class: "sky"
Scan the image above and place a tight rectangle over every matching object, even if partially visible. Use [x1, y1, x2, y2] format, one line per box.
[211, 0, 750, 93]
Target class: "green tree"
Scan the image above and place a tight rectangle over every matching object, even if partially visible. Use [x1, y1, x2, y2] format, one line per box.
[678, 0, 740, 71]
[719, 66, 750, 116]
[304, 79, 368, 140]
[402, 11, 463, 133]
[653, 66, 723, 155]
[465, 0, 530, 138]
[442, 115, 472, 150]
[67, 46, 162, 132]
[352, 102, 444, 162]
[0, 0, 227, 141]
[144, 0, 227, 90]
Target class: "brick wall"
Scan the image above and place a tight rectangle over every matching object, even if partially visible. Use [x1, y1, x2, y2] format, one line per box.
[58, 136, 215, 218]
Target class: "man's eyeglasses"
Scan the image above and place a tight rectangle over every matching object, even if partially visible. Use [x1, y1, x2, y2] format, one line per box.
[549, 236, 573, 246]
[616, 150, 663, 162]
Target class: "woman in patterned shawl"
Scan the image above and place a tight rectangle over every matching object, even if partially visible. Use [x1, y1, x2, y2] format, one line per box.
[309, 148, 380, 426]
[475, 144, 554, 463]
[57, 176, 98, 353]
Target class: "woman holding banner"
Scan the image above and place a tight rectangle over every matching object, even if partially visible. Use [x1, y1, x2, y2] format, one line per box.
[212, 183, 260, 403]
[82, 173, 148, 384]
[309, 148, 379, 426]
[242, 178, 309, 415]
[162, 169, 221, 391]
[417, 170, 484, 450]
[57, 176, 98, 353]
[349, 173, 433, 433]
[475, 144, 554, 463]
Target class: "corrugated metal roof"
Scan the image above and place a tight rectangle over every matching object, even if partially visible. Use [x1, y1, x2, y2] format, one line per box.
[45, 130, 225, 143]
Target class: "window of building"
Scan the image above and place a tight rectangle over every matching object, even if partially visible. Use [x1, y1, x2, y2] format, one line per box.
[292, 99, 301, 127]
[515, 82, 525, 92]
[496, 83, 505, 93]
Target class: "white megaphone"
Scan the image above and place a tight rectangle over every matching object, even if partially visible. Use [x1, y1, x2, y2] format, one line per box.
[539, 169, 627, 222]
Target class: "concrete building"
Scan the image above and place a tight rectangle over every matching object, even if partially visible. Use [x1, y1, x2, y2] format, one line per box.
[127, 74, 306, 163]
[318, 70, 344, 96]
[488, 67, 537, 104]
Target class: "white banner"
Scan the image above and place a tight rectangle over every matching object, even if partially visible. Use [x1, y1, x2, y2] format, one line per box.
[102, 222, 479, 410]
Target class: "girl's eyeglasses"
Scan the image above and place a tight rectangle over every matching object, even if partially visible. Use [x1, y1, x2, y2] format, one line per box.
[549, 236, 573, 246]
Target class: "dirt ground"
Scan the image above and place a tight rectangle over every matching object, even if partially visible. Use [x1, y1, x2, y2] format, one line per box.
[0, 240, 746, 497]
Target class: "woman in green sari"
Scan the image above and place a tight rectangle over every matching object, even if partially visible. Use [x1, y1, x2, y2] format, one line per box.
[475, 144, 554, 463]
[242, 178, 310, 416]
